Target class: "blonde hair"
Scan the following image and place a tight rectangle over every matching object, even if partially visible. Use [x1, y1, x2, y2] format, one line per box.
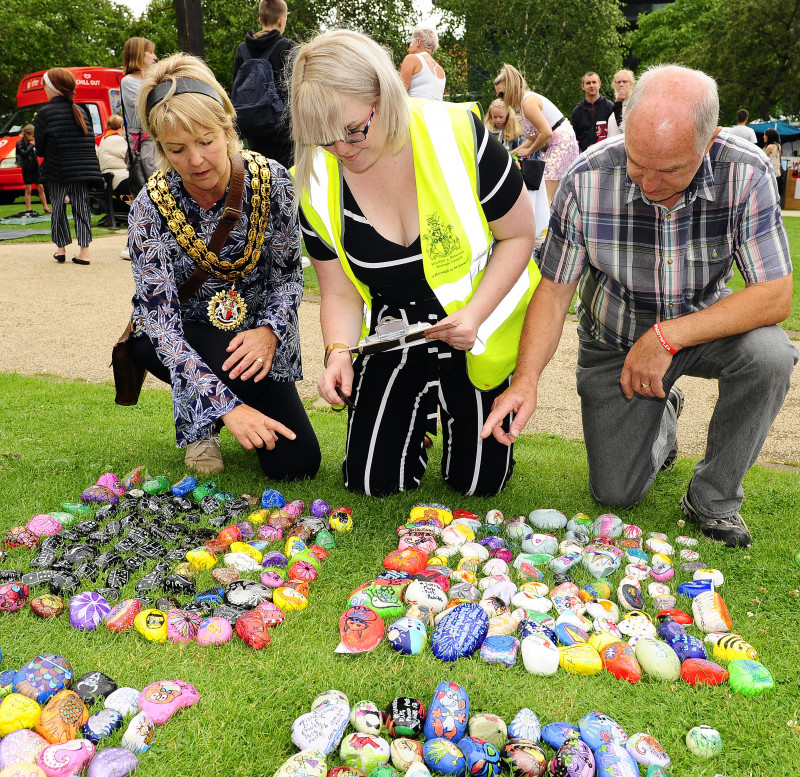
[484, 99, 523, 142]
[290, 29, 411, 199]
[138, 53, 241, 171]
[106, 114, 124, 131]
[494, 64, 527, 111]
[411, 26, 439, 53]
[22, 123, 35, 139]
[123, 37, 155, 75]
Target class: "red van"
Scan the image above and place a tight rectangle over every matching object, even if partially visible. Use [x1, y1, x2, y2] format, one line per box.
[0, 67, 123, 204]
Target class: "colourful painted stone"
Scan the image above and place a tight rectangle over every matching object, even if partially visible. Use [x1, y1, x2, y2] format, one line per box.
[500, 740, 547, 777]
[728, 658, 774, 695]
[578, 712, 627, 751]
[274, 586, 308, 612]
[37, 739, 95, 777]
[680, 658, 729, 687]
[292, 703, 349, 755]
[594, 742, 639, 777]
[72, 672, 117, 708]
[480, 635, 519, 666]
[234, 610, 270, 649]
[26, 515, 63, 539]
[137, 680, 199, 725]
[692, 591, 732, 633]
[337, 605, 384, 654]
[0, 694, 41, 736]
[601, 641, 642, 683]
[383, 549, 428, 575]
[559, 643, 602, 676]
[386, 617, 427, 655]
[121, 712, 155, 753]
[550, 735, 595, 776]
[340, 733, 391, 772]
[35, 690, 89, 744]
[186, 547, 217, 570]
[105, 599, 142, 633]
[390, 738, 424, 771]
[13, 655, 73, 705]
[86, 747, 138, 777]
[0, 581, 29, 612]
[382, 698, 425, 742]
[0, 730, 48, 769]
[210, 567, 239, 587]
[541, 722, 579, 751]
[422, 738, 465, 776]
[163, 609, 201, 643]
[0, 765, 47, 777]
[423, 682, 469, 743]
[69, 591, 111, 631]
[82, 709, 125, 743]
[460, 738, 501, 777]
[634, 638, 681, 681]
[685, 726, 722, 758]
[104, 687, 140, 717]
[625, 732, 670, 768]
[133, 609, 167, 643]
[273, 749, 326, 777]
[350, 701, 382, 736]
[431, 603, 489, 661]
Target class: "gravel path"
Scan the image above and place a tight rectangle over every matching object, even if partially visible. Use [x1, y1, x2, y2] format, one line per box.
[3, 231, 799, 468]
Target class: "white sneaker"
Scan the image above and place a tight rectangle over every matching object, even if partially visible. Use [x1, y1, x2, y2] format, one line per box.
[120, 247, 130, 260]
[301, 256, 311, 269]
[185, 435, 223, 474]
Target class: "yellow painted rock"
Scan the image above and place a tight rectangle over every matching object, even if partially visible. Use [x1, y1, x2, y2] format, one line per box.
[449, 570, 477, 585]
[0, 693, 41, 736]
[456, 557, 480, 573]
[0, 765, 48, 777]
[247, 508, 269, 525]
[409, 505, 452, 526]
[134, 609, 168, 643]
[273, 586, 308, 612]
[559, 643, 603, 676]
[285, 537, 306, 558]
[230, 542, 262, 563]
[174, 562, 197, 579]
[427, 555, 451, 568]
[273, 749, 326, 777]
[487, 613, 518, 636]
[35, 690, 89, 743]
[186, 548, 216, 570]
[712, 634, 758, 662]
[589, 631, 620, 653]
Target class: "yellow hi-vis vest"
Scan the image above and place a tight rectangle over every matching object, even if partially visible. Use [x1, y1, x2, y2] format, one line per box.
[299, 98, 541, 390]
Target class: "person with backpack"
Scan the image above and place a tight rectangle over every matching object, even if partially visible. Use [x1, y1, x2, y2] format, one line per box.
[232, 0, 296, 169]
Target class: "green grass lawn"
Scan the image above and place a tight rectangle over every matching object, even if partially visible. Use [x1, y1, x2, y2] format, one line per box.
[0, 195, 119, 241]
[1, 373, 799, 775]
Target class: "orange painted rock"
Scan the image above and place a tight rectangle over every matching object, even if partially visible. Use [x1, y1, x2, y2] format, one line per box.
[383, 549, 428, 575]
[601, 641, 642, 683]
[336, 605, 384, 654]
[235, 611, 271, 650]
[35, 690, 89, 744]
[681, 658, 729, 687]
[29, 595, 66, 619]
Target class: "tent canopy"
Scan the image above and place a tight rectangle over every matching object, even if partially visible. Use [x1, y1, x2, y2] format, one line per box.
[748, 120, 800, 141]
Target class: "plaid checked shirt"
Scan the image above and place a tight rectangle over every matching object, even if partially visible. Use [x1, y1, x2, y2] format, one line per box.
[539, 132, 792, 350]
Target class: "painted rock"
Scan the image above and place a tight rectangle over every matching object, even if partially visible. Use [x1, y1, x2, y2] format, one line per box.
[104, 687, 140, 717]
[460, 738, 502, 777]
[500, 740, 547, 777]
[4, 527, 39, 550]
[507, 708, 541, 743]
[422, 738, 465, 776]
[340, 733, 391, 772]
[105, 600, 142, 633]
[383, 549, 429, 575]
[0, 766, 47, 777]
[520, 634, 560, 676]
[121, 712, 155, 753]
[27, 515, 63, 539]
[693, 568, 724, 587]
[667, 633, 706, 662]
[311, 690, 349, 712]
[273, 587, 308, 612]
[72, 672, 117, 707]
[0, 582, 30, 612]
[390, 738, 424, 771]
[681, 658, 729, 687]
[550, 735, 595, 776]
[431, 603, 489, 661]
[634, 638, 681, 681]
[37, 739, 95, 777]
[36, 690, 89, 743]
[617, 583, 645, 611]
[594, 742, 639, 777]
[165, 609, 202, 643]
[424, 682, 469, 743]
[211, 567, 240, 587]
[0, 694, 42, 736]
[224, 552, 263, 572]
[541, 723, 579, 751]
[404, 580, 448, 613]
[196, 617, 233, 645]
[82, 709, 124, 743]
[678, 579, 713, 598]
[601, 641, 642, 683]
[386, 617, 427, 655]
[625, 732, 670, 768]
[291, 703, 349, 755]
[348, 701, 381, 737]
[69, 592, 111, 631]
[337, 606, 384, 654]
[684, 725, 722, 758]
[464, 713, 506, 750]
[272, 749, 326, 777]
[657, 608, 692, 625]
[480, 635, 519, 666]
[13, 655, 74, 704]
[0, 730, 49, 769]
[186, 548, 217, 570]
[692, 591, 732, 633]
[236, 610, 271, 650]
[712, 634, 758, 662]
[133, 609, 167, 643]
[728, 659, 774, 695]
[384, 697, 425, 739]
[577, 712, 627, 752]
[137, 680, 199, 725]
[559, 643, 602, 676]
[527, 509, 567, 531]
[29, 595, 66, 619]
[254, 600, 286, 627]
[350, 586, 404, 620]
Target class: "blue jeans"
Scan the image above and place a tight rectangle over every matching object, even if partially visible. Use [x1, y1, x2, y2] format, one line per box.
[576, 325, 798, 518]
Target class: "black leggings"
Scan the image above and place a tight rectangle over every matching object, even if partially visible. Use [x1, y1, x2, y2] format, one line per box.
[130, 323, 321, 481]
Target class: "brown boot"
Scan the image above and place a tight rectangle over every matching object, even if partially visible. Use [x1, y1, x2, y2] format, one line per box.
[185, 435, 224, 474]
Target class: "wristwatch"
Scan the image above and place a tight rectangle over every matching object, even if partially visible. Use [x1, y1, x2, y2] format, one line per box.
[324, 343, 351, 368]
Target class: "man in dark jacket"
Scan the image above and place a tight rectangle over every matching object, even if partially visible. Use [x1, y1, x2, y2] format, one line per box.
[570, 72, 615, 153]
[232, 0, 296, 168]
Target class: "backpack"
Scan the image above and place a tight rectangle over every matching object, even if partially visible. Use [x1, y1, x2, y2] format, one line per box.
[231, 40, 286, 140]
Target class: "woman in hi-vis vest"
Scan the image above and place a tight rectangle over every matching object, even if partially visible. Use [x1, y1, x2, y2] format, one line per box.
[291, 29, 540, 497]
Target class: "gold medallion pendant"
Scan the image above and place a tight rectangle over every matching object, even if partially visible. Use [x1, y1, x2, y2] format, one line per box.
[207, 288, 247, 331]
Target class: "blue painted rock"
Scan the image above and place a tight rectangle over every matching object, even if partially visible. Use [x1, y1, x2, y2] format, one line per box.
[460, 737, 502, 777]
[386, 617, 427, 655]
[685, 725, 722, 758]
[0, 581, 29, 612]
[520, 634, 560, 676]
[13, 655, 74, 705]
[594, 742, 639, 776]
[121, 711, 155, 753]
[480, 634, 519, 666]
[384, 697, 425, 739]
[37, 739, 96, 777]
[634, 638, 681, 681]
[170, 475, 197, 496]
[677, 579, 713, 598]
[82, 708, 125, 743]
[340, 733, 390, 772]
[292, 703, 349, 754]
[550, 735, 595, 776]
[260, 488, 286, 509]
[600, 641, 642, 683]
[86, 746, 139, 777]
[104, 687, 140, 717]
[69, 592, 111, 630]
[554, 623, 589, 646]
[500, 740, 547, 777]
[35, 689, 89, 744]
[727, 659, 774, 695]
[617, 583, 644, 611]
[541, 722, 579, 751]
[431, 603, 488, 661]
[422, 738, 465, 776]
[655, 619, 685, 641]
[337, 605, 385, 654]
[424, 682, 469, 742]
[508, 708, 541, 743]
[681, 658, 729, 687]
[625, 732, 670, 768]
[578, 711, 628, 751]
[666, 633, 706, 662]
[0, 730, 49, 769]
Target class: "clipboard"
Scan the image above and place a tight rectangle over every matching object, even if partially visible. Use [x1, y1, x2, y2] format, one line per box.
[339, 320, 457, 357]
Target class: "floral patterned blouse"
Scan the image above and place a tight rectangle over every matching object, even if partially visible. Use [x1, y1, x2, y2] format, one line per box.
[128, 157, 303, 448]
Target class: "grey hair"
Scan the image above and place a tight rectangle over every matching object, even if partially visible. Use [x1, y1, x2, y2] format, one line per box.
[411, 26, 439, 53]
[623, 64, 718, 154]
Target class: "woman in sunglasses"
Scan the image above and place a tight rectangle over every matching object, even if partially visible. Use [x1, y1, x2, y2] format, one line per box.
[291, 28, 540, 497]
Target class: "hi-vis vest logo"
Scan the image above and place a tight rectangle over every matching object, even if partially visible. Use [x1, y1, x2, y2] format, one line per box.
[423, 212, 460, 258]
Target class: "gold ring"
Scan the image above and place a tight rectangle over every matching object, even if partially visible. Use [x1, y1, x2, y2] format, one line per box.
[641, 382, 650, 388]
[256, 357, 264, 364]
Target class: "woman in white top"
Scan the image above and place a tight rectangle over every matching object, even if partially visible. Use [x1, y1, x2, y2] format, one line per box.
[400, 26, 446, 101]
[607, 69, 635, 137]
[120, 37, 159, 177]
[494, 64, 579, 205]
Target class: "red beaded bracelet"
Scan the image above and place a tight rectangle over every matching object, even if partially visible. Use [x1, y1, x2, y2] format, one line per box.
[653, 322, 678, 355]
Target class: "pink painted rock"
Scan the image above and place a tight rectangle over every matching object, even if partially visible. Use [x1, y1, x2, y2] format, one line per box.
[25, 516, 62, 539]
[37, 740, 95, 777]
[255, 600, 286, 627]
[96, 473, 125, 496]
[137, 681, 200, 725]
[166, 610, 202, 643]
[196, 617, 233, 646]
[0, 582, 29, 612]
[0, 730, 49, 769]
[258, 524, 283, 541]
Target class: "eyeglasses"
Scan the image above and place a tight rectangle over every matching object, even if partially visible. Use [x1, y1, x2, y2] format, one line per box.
[318, 106, 375, 148]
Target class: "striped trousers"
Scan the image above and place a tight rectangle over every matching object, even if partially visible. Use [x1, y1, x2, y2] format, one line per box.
[46, 181, 93, 248]
[343, 344, 516, 497]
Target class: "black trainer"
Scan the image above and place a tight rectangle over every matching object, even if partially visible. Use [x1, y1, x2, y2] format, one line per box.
[680, 492, 751, 548]
[660, 385, 685, 471]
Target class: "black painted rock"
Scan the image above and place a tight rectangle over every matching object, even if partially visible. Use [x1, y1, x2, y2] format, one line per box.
[183, 513, 202, 525]
[74, 520, 99, 536]
[87, 532, 110, 548]
[135, 595, 154, 607]
[148, 527, 172, 543]
[200, 496, 222, 515]
[41, 536, 64, 553]
[191, 529, 217, 541]
[51, 560, 75, 572]
[114, 538, 138, 554]
[165, 548, 187, 563]
[135, 570, 163, 593]
[137, 541, 166, 560]
[127, 528, 150, 545]
[30, 550, 57, 569]
[384, 697, 426, 739]
[153, 561, 172, 575]
[95, 552, 123, 571]
[74, 562, 100, 581]
[213, 603, 248, 625]
[96, 587, 120, 603]
[172, 497, 195, 512]
[21, 570, 55, 588]
[225, 580, 272, 608]
[73, 671, 118, 706]
[163, 525, 188, 542]
[183, 600, 213, 617]
[107, 569, 130, 589]
[224, 498, 250, 518]
[0, 569, 23, 582]
[207, 515, 227, 528]
[163, 574, 195, 595]
[60, 530, 79, 543]
[123, 555, 146, 572]
[95, 504, 118, 522]
[50, 572, 80, 595]
[158, 504, 179, 521]
[105, 520, 122, 538]
[553, 573, 574, 586]
[62, 545, 95, 566]
[156, 596, 180, 611]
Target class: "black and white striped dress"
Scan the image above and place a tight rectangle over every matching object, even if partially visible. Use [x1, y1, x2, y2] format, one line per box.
[301, 115, 525, 497]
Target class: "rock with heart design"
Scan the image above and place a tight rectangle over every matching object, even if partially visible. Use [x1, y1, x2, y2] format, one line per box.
[292, 702, 350, 754]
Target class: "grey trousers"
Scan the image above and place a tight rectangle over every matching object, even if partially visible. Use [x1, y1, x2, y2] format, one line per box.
[576, 325, 798, 518]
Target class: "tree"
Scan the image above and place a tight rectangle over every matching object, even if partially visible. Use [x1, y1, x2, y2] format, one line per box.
[435, 0, 628, 114]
